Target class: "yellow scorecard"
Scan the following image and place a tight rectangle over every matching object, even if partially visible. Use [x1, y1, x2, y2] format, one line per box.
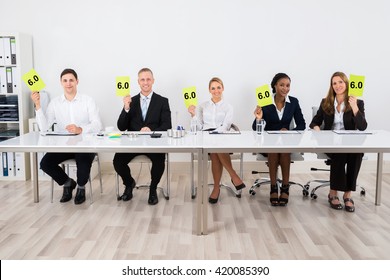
[116, 76, 130, 96]
[22, 69, 46, 92]
[183, 86, 198, 108]
[349, 74, 365, 97]
[255, 84, 273, 107]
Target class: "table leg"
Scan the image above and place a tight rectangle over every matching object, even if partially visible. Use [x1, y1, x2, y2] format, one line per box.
[375, 152, 383, 205]
[196, 148, 203, 235]
[32, 152, 39, 203]
[202, 149, 208, 235]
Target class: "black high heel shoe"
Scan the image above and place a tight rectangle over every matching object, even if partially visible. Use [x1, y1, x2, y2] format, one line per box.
[231, 179, 246, 191]
[328, 194, 343, 210]
[343, 198, 355, 212]
[270, 184, 279, 206]
[209, 188, 220, 204]
[279, 184, 290, 206]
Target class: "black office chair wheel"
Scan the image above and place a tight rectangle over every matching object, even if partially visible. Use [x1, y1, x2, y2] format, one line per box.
[302, 184, 309, 197]
[165, 196, 170, 200]
[191, 195, 196, 199]
[360, 188, 366, 196]
[117, 195, 122, 201]
[236, 194, 241, 198]
[311, 193, 318, 200]
[249, 189, 256, 196]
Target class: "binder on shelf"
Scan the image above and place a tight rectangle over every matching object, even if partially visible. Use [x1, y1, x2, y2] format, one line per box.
[14, 152, 24, 177]
[6, 67, 13, 93]
[10, 37, 16, 65]
[3, 37, 11, 65]
[0, 67, 6, 93]
[7, 152, 15, 177]
[11, 67, 19, 92]
[2, 152, 9, 176]
[0, 37, 5, 65]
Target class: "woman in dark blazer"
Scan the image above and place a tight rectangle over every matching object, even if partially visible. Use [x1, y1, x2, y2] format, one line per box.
[252, 73, 306, 206]
[310, 71, 367, 212]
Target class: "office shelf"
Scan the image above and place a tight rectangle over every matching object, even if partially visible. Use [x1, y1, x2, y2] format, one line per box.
[1, 33, 33, 180]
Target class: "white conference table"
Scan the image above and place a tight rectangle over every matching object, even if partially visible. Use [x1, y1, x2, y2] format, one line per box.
[0, 131, 205, 235]
[1, 130, 390, 235]
[201, 130, 390, 234]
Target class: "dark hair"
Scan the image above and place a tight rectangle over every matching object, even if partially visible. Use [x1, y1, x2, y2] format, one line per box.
[60, 68, 78, 80]
[270, 73, 290, 93]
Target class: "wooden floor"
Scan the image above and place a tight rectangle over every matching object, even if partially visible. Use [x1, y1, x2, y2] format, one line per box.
[1, 166, 390, 260]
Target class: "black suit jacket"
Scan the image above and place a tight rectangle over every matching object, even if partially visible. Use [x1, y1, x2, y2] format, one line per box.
[309, 98, 367, 130]
[252, 95, 306, 131]
[117, 92, 172, 131]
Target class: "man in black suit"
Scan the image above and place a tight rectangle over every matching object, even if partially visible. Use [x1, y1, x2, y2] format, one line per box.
[113, 68, 172, 205]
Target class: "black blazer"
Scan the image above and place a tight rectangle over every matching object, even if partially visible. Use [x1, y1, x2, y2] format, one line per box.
[252, 95, 306, 131]
[117, 92, 172, 131]
[309, 98, 367, 131]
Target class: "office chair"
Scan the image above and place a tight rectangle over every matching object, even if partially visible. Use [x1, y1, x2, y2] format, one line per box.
[190, 123, 244, 199]
[249, 119, 309, 197]
[51, 153, 102, 204]
[249, 152, 309, 197]
[305, 153, 366, 199]
[305, 106, 366, 199]
[115, 154, 170, 200]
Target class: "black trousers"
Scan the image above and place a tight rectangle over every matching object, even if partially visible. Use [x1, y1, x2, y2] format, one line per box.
[326, 153, 363, 192]
[40, 153, 96, 186]
[113, 153, 165, 189]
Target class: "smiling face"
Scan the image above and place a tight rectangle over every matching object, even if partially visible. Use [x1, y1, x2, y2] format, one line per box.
[274, 77, 290, 98]
[331, 75, 347, 96]
[209, 81, 224, 102]
[61, 73, 78, 95]
[138, 70, 154, 96]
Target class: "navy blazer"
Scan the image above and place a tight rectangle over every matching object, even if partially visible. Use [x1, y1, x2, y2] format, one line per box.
[252, 95, 306, 131]
[117, 92, 172, 131]
[309, 98, 367, 131]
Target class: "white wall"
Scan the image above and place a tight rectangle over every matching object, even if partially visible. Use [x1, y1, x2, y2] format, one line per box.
[1, 0, 389, 161]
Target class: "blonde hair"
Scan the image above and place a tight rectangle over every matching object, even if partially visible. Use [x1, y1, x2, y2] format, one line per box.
[208, 77, 224, 89]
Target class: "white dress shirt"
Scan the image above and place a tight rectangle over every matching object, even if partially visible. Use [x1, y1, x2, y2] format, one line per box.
[272, 94, 291, 120]
[195, 99, 233, 132]
[124, 92, 153, 114]
[35, 92, 102, 134]
[332, 99, 345, 130]
[140, 92, 153, 118]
